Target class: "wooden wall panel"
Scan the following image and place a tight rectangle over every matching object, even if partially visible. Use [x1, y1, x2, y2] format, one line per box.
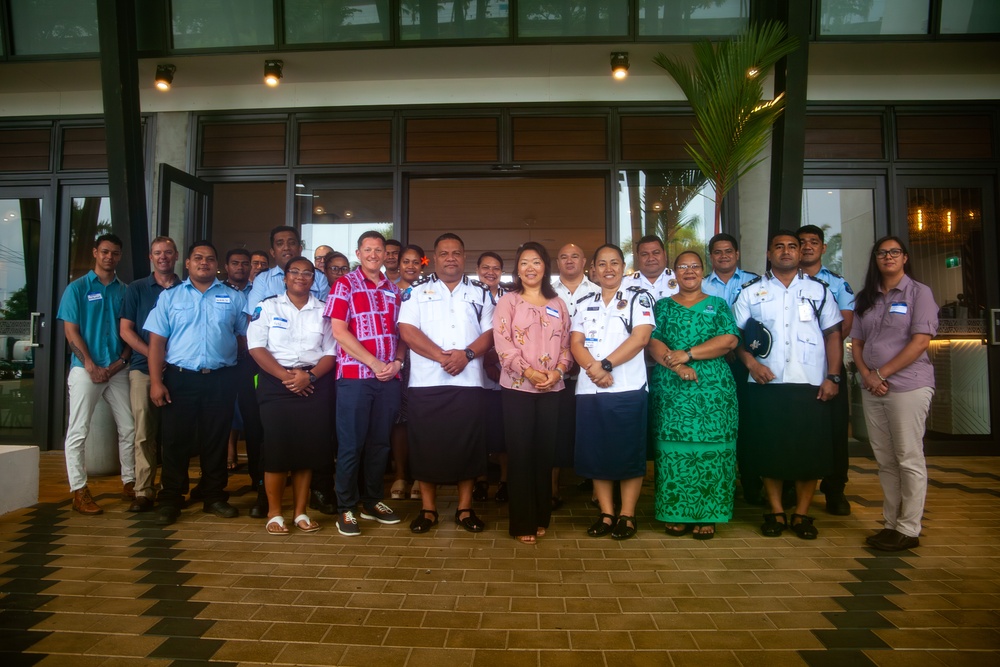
[201, 122, 287, 168]
[620, 115, 698, 161]
[897, 115, 993, 159]
[298, 120, 392, 165]
[512, 116, 607, 161]
[61, 127, 106, 170]
[805, 115, 884, 159]
[405, 118, 498, 162]
[0, 128, 51, 171]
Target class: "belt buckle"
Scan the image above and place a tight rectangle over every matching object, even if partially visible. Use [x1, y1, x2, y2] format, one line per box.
[200, 368, 211, 374]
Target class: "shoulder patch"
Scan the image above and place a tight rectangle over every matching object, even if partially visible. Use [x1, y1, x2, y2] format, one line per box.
[250, 305, 262, 322]
[401, 287, 412, 302]
[844, 281, 854, 295]
[741, 275, 762, 289]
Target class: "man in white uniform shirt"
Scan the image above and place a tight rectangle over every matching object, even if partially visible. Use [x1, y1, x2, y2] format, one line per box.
[621, 234, 679, 302]
[398, 233, 496, 535]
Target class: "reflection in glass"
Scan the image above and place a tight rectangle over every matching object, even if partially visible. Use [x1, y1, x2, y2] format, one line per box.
[618, 170, 714, 272]
[0, 198, 41, 438]
[172, 0, 275, 49]
[285, 0, 391, 44]
[68, 197, 112, 282]
[638, 0, 747, 37]
[940, 0, 1000, 34]
[801, 189, 875, 295]
[819, 0, 929, 36]
[9, 0, 99, 55]
[298, 183, 394, 265]
[399, 0, 509, 40]
[518, 1, 628, 38]
[906, 187, 991, 436]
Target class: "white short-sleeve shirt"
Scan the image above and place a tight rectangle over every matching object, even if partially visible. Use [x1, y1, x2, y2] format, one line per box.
[621, 268, 679, 302]
[553, 276, 599, 319]
[247, 293, 337, 367]
[398, 274, 495, 388]
[571, 288, 656, 395]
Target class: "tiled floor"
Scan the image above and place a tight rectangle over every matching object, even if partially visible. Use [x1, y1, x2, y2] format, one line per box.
[1, 451, 999, 666]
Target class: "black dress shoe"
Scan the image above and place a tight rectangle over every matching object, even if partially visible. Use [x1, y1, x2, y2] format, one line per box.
[825, 494, 852, 516]
[865, 528, 894, 546]
[473, 481, 489, 502]
[309, 489, 336, 515]
[128, 496, 154, 513]
[455, 508, 485, 533]
[249, 491, 268, 519]
[869, 529, 919, 552]
[587, 513, 615, 538]
[410, 509, 439, 534]
[156, 505, 180, 526]
[203, 501, 239, 519]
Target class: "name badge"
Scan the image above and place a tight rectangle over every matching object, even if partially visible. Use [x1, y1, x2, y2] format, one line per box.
[586, 306, 600, 311]
[798, 303, 813, 322]
[545, 306, 559, 318]
[87, 292, 103, 302]
[585, 330, 598, 349]
[215, 295, 231, 304]
[272, 316, 288, 329]
[889, 302, 908, 315]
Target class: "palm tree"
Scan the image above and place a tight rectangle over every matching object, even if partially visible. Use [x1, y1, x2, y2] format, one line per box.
[654, 20, 799, 236]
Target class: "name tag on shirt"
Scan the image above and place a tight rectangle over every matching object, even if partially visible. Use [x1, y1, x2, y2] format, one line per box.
[272, 317, 288, 329]
[890, 302, 908, 315]
[798, 303, 813, 322]
[215, 295, 231, 304]
[586, 306, 599, 311]
[87, 292, 103, 302]
[585, 330, 598, 349]
[545, 306, 560, 318]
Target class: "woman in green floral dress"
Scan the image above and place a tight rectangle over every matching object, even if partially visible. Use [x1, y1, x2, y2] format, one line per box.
[647, 251, 740, 540]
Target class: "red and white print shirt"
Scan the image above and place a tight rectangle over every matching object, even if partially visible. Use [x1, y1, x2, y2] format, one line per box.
[324, 267, 401, 380]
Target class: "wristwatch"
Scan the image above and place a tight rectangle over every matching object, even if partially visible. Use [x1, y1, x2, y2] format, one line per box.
[684, 349, 694, 362]
[307, 371, 318, 384]
[826, 374, 841, 384]
[601, 358, 614, 372]
[464, 348, 475, 361]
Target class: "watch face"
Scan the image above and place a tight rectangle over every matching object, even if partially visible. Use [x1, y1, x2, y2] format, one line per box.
[601, 359, 613, 372]
[465, 349, 475, 361]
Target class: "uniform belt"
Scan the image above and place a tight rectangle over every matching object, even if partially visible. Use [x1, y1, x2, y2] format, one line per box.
[167, 363, 222, 374]
[283, 365, 314, 371]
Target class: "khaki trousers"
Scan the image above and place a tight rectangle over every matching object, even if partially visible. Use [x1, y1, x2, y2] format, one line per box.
[129, 370, 159, 499]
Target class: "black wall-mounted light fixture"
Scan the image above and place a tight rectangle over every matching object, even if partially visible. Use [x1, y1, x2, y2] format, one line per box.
[154, 64, 176, 91]
[611, 52, 629, 80]
[264, 60, 283, 87]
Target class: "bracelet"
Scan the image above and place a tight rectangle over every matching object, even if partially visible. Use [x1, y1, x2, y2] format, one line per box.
[556, 368, 565, 381]
[685, 349, 694, 362]
[875, 368, 887, 382]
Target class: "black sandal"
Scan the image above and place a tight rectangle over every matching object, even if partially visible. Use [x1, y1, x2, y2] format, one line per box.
[587, 513, 615, 538]
[692, 523, 716, 541]
[611, 515, 637, 540]
[664, 523, 692, 537]
[409, 509, 439, 534]
[761, 512, 787, 537]
[790, 513, 818, 540]
[455, 508, 485, 533]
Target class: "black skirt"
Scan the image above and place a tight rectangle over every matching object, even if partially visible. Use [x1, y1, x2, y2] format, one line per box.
[575, 390, 648, 480]
[408, 386, 487, 483]
[257, 370, 333, 473]
[483, 389, 505, 454]
[739, 382, 834, 480]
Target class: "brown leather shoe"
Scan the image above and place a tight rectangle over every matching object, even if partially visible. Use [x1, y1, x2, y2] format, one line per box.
[128, 496, 154, 513]
[72, 486, 103, 515]
[121, 481, 136, 500]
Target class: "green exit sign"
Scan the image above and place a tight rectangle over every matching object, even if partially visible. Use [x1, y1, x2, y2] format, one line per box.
[945, 256, 961, 269]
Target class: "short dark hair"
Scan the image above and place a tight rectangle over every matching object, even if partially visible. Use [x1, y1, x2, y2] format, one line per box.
[95, 233, 123, 249]
[768, 229, 800, 248]
[708, 233, 739, 253]
[327, 251, 349, 264]
[592, 243, 624, 265]
[511, 242, 557, 299]
[357, 230, 386, 249]
[402, 244, 425, 261]
[636, 234, 664, 251]
[187, 240, 218, 258]
[283, 256, 315, 274]
[797, 225, 825, 244]
[385, 238, 402, 250]
[251, 250, 269, 261]
[269, 225, 299, 248]
[434, 233, 464, 250]
[477, 251, 503, 269]
[226, 248, 251, 263]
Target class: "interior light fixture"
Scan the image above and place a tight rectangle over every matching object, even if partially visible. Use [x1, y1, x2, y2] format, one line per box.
[611, 52, 629, 80]
[154, 64, 176, 91]
[264, 60, 283, 87]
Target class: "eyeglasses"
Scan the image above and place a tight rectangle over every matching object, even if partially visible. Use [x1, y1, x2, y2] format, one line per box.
[329, 265, 350, 273]
[676, 264, 703, 272]
[875, 248, 904, 259]
[287, 269, 314, 278]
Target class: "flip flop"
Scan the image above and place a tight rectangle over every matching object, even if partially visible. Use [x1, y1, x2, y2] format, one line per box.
[265, 515, 288, 535]
[515, 534, 536, 545]
[294, 514, 321, 533]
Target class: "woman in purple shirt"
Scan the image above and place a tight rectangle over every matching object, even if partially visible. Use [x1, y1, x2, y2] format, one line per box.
[850, 236, 937, 552]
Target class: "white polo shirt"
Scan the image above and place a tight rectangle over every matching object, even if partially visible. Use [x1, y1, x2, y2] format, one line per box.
[571, 288, 656, 395]
[398, 274, 495, 388]
[621, 268, 679, 302]
[247, 293, 337, 367]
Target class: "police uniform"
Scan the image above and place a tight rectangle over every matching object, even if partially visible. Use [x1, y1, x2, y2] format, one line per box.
[703, 267, 759, 307]
[814, 266, 855, 313]
[247, 293, 337, 473]
[553, 276, 599, 319]
[398, 274, 494, 484]
[732, 271, 843, 482]
[143, 278, 248, 512]
[245, 265, 329, 314]
[621, 268, 679, 302]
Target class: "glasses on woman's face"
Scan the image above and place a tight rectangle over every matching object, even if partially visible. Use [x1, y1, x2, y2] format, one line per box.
[328, 265, 350, 274]
[676, 263, 703, 272]
[875, 248, 904, 259]
[287, 269, 314, 278]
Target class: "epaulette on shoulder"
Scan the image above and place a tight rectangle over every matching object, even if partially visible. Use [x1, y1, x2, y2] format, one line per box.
[807, 274, 830, 288]
[410, 275, 433, 287]
[663, 268, 674, 276]
[470, 278, 489, 291]
[260, 294, 279, 302]
[629, 271, 641, 279]
[825, 269, 845, 279]
[576, 291, 597, 304]
[625, 285, 649, 294]
[741, 275, 762, 290]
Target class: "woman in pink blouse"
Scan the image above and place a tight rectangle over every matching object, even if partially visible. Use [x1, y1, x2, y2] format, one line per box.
[494, 242, 573, 544]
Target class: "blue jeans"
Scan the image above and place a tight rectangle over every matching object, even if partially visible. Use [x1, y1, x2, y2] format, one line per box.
[335, 378, 401, 513]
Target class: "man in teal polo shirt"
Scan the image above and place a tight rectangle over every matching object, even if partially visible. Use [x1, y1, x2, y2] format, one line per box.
[56, 233, 136, 515]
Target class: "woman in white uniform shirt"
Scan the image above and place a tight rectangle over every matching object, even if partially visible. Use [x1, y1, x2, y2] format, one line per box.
[248, 257, 337, 535]
[570, 244, 655, 540]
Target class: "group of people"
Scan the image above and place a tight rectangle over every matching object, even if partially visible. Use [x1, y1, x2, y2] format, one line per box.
[57, 222, 938, 552]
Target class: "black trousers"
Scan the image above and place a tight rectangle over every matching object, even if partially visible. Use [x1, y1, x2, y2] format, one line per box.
[502, 388, 560, 537]
[820, 362, 850, 496]
[311, 369, 338, 495]
[158, 365, 237, 509]
[234, 355, 264, 487]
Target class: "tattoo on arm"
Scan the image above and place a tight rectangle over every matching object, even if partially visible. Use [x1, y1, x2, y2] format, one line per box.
[69, 341, 86, 363]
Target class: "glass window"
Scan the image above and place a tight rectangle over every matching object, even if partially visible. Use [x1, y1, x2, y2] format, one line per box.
[284, 0, 391, 44]
[801, 189, 876, 295]
[211, 182, 288, 264]
[9, 0, 99, 55]
[399, 0, 509, 41]
[68, 196, 114, 281]
[618, 170, 714, 271]
[819, 0, 930, 36]
[172, 0, 275, 50]
[297, 176, 394, 264]
[940, 0, 1000, 34]
[638, 0, 748, 37]
[518, 1, 629, 38]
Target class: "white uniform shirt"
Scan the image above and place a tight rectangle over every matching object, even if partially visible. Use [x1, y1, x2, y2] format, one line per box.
[553, 276, 599, 319]
[398, 274, 495, 389]
[571, 289, 656, 395]
[621, 269, 679, 301]
[731, 271, 842, 387]
[246, 293, 337, 367]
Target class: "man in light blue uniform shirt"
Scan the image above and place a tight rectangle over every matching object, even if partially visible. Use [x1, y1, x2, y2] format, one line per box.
[245, 225, 329, 313]
[798, 224, 855, 517]
[702, 233, 759, 306]
[145, 241, 248, 526]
